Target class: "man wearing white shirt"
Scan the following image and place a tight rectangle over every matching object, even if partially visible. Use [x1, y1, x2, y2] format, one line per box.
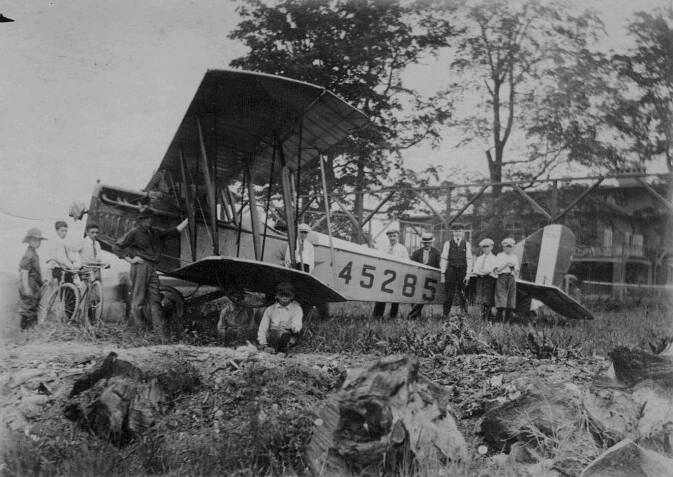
[440, 229, 473, 316]
[372, 228, 409, 319]
[284, 223, 315, 273]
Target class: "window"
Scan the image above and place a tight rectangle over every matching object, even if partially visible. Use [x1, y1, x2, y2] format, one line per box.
[602, 227, 613, 248]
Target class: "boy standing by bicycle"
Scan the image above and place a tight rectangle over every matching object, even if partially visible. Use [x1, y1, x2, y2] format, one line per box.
[18, 228, 47, 329]
[80, 223, 106, 281]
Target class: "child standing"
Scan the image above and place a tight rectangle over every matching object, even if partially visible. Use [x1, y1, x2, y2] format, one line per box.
[470, 238, 499, 319]
[18, 228, 47, 329]
[257, 282, 303, 353]
[494, 237, 519, 322]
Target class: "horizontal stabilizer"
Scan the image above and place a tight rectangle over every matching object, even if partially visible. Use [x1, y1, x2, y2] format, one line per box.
[517, 279, 593, 320]
[165, 256, 347, 305]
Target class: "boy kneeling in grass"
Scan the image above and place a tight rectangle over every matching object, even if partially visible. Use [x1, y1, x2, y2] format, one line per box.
[257, 282, 303, 353]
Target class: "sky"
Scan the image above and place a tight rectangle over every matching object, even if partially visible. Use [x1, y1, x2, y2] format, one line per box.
[0, 0, 670, 244]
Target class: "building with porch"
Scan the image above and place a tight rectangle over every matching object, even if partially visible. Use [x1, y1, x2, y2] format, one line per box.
[398, 178, 673, 288]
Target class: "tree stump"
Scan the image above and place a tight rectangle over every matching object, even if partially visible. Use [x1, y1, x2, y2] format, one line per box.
[305, 355, 467, 476]
[64, 351, 200, 445]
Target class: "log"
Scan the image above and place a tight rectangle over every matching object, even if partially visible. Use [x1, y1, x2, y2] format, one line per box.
[608, 347, 673, 388]
[581, 439, 673, 477]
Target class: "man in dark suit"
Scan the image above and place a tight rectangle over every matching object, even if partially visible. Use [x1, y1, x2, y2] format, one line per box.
[408, 232, 441, 319]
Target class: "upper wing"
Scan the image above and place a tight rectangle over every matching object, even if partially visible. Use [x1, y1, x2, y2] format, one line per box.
[517, 279, 593, 320]
[165, 256, 346, 305]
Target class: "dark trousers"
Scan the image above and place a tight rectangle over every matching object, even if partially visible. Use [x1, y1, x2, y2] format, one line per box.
[17, 292, 39, 329]
[373, 302, 399, 318]
[129, 262, 163, 336]
[268, 329, 297, 353]
[293, 263, 310, 273]
[443, 266, 467, 316]
[408, 304, 424, 319]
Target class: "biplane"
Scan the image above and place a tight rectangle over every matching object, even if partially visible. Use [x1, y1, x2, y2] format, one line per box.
[85, 69, 592, 321]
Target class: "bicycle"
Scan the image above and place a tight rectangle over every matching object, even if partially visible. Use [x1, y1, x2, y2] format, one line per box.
[43, 261, 108, 331]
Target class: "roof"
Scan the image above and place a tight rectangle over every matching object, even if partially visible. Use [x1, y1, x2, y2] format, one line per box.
[146, 69, 371, 189]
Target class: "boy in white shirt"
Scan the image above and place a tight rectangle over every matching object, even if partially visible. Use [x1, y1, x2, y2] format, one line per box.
[470, 238, 499, 319]
[49, 220, 80, 282]
[79, 223, 107, 281]
[494, 237, 519, 322]
[257, 282, 303, 353]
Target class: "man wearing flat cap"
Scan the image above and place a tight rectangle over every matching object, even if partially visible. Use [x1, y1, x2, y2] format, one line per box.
[17, 228, 47, 329]
[408, 231, 441, 319]
[372, 227, 409, 319]
[116, 208, 188, 341]
[284, 223, 315, 273]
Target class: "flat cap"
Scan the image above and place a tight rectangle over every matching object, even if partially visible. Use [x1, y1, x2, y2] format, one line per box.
[501, 237, 516, 247]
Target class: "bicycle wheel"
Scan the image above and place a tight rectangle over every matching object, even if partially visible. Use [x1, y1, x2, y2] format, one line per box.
[83, 281, 104, 328]
[45, 283, 80, 324]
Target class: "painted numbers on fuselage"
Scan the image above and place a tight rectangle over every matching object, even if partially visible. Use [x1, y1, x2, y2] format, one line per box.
[337, 260, 438, 302]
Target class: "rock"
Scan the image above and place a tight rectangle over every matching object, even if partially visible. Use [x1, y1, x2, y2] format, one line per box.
[509, 442, 538, 464]
[64, 351, 200, 445]
[581, 439, 673, 477]
[632, 380, 673, 457]
[9, 369, 46, 390]
[305, 355, 467, 476]
[479, 382, 599, 475]
[18, 394, 50, 419]
[480, 382, 582, 452]
[582, 387, 639, 447]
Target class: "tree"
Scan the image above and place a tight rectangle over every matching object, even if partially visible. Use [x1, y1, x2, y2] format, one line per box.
[610, 8, 673, 171]
[229, 0, 455, 234]
[438, 0, 610, 193]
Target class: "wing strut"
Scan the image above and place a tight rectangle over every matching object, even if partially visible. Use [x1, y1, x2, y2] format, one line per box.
[319, 155, 336, 285]
[279, 140, 297, 268]
[197, 117, 219, 255]
[179, 148, 198, 261]
[246, 160, 262, 259]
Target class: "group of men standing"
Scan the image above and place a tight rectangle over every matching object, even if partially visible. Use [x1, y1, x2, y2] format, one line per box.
[373, 227, 520, 321]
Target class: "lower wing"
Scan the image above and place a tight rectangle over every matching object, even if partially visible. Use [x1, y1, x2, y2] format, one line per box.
[164, 256, 346, 305]
[516, 279, 593, 320]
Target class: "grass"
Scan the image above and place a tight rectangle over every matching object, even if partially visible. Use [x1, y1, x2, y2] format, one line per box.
[3, 298, 671, 476]
[298, 301, 673, 358]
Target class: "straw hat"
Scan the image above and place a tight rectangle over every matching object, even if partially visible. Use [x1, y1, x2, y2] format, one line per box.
[420, 232, 434, 242]
[23, 228, 47, 243]
[478, 238, 494, 247]
[298, 223, 311, 233]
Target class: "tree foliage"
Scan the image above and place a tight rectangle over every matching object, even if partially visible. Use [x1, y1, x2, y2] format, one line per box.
[610, 8, 673, 171]
[229, 0, 455, 230]
[437, 0, 612, 190]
